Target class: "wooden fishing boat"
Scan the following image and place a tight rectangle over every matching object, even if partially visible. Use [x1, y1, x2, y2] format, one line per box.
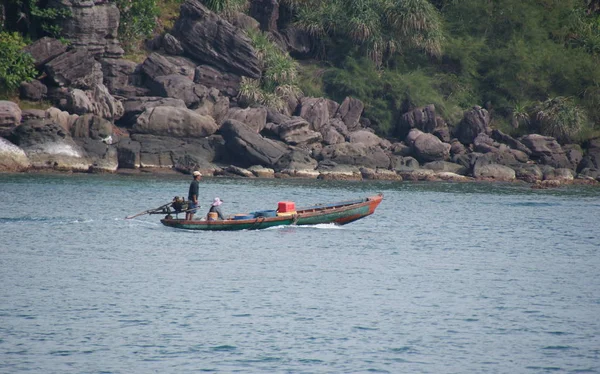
[127, 194, 383, 231]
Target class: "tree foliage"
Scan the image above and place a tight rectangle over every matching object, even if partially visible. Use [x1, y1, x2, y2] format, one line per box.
[289, 0, 444, 66]
[0, 31, 36, 94]
[115, 0, 160, 52]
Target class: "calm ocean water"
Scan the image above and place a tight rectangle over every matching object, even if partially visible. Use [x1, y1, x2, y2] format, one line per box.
[0, 173, 599, 373]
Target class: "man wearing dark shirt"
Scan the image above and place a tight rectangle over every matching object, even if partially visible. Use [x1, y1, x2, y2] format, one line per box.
[186, 171, 202, 220]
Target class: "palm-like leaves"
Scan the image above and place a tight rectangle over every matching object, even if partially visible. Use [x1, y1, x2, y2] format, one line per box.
[202, 0, 248, 19]
[291, 0, 444, 65]
[533, 97, 587, 142]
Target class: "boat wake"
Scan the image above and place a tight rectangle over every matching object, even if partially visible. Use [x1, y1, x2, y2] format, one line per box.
[263, 223, 344, 231]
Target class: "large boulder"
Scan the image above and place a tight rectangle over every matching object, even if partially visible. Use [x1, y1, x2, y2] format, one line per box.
[45, 48, 103, 89]
[299, 97, 333, 132]
[194, 87, 230, 125]
[147, 74, 204, 108]
[317, 143, 390, 169]
[274, 147, 318, 172]
[194, 65, 241, 97]
[398, 104, 437, 138]
[473, 163, 516, 181]
[133, 106, 218, 138]
[47, 0, 123, 57]
[491, 129, 532, 155]
[10, 119, 90, 171]
[348, 130, 386, 148]
[220, 119, 288, 167]
[0, 101, 22, 137]
[64, 84, 124, 121]
[46, 107, 79, 132]
[19, 80, 48, 101]
[130, 133, 224, 172]
[520, 134, 572, 169]
[277, 117, 322, 145]
[225, 107, 268, 133]
[70, 114, 113, 140]
[412, 131, 450, 162]
[23, 37, 68, 68]
[454, 106, 491, 145]
[120, 97, 187, 127]
[162, 33, 184, 55]
[335, 97, 364, 131]
[140, 53, 196, 81]
[100, 58, 145, 97]
[579, 138, 600, 171]
[0, 138, 30, 172]
[173, 0, 261, 78]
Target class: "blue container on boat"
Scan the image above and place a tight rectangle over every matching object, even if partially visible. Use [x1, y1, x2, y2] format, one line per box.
[253, 210, 277, 218]
[233, 214, 254, 220]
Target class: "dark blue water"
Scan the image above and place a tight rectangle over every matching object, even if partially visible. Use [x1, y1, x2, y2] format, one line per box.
[1, 173, 599, 373]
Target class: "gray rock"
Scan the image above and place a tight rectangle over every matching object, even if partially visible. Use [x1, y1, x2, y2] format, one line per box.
[0, 101, 22, 137]
[71, 114, 113, 140]
[520, 134, 572, 169]
[23, 37, 68, 68]
[454, 106, 491, 145]
[141, 53, 196, 81]
[194, 64, 241, 97]
[117, 138, 141, 168]
[347, 130, 385, 147]
[274, 147, 318, 172]
[491, 129, 531, 155]
[45, 48, 103, 89]
[423, 161, 468, 175]
[194, 88, 230, 125]
[48, 0, 122, 57]
[173, 0, 261, 78]
[514, 164, 544, 183]
[277, 117, 322, 145]
[0, 138, 30, 172]
[10, 119, 90, 171]
[390, 156, 420, 171]
[147, 74, 203, 108]
[320, 125, 345, 145]
[64, 84, 124, 121]
[412, 132, 450, 162]
[473, 163, 516, 181]
[19, 80, 48, 101]
[225, 107, 268, 133]
[133, 106, 218, 138]
[299, 97, 332, 132]
[220, 119, 288, 167]
[317, 143, 390, 169]
[75, 137, 118, 172]
[163, 33, 184, 55]
[399, 104, 437, 137]
[120, 97, 187, 127]
[335, 97, 364, 131]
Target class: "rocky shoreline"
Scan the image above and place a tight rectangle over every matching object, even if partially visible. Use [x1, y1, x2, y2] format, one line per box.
[1, 0, 599, 188]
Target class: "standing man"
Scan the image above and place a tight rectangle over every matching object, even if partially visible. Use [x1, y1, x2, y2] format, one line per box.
[186, 171, 202, 220]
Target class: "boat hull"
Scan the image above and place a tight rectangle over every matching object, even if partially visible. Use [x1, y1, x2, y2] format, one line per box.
[160, 193, 383, 231]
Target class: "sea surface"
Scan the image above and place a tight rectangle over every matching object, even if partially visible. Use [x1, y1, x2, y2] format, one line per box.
[1, 173, 599, 373]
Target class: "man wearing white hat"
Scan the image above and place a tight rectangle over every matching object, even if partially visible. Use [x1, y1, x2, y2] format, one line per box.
[186, 171, 202, 220]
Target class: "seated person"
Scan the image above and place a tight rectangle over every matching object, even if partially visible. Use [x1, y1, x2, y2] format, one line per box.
[208, 197, 225, 220]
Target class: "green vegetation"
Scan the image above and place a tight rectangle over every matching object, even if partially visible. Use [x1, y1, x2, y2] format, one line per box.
[237, 28, 302, 111]
[115, 0, 160, 53]
[0, 32, 36, 94]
